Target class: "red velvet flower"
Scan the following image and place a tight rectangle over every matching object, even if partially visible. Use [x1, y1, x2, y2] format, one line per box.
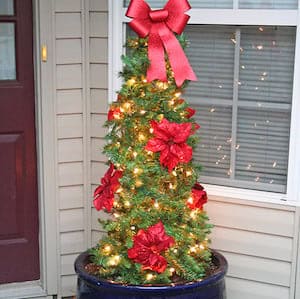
[187, 183, 208, 210]
[128, 221, 175, 273]
[93, 164, 123, 212]
[108, 107, 122, 121]
[186, 107, 196, 118]
[145, 118, 193, 172]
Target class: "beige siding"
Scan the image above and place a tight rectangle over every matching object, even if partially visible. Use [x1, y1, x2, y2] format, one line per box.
[208, 196, 296, 299]
[50, 1, 300, 299]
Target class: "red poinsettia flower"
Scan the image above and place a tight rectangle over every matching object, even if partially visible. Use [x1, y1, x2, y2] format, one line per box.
[187, 183, 208, 210]
[145, 118, 193, 172]
[108, 107, 122, 121]
[93, 164, 123, 212]
[128, 221, 175, 273]
[186, 107, 196, 118]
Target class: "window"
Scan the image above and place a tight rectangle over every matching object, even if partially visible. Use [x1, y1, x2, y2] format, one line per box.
[110, 0, 300, 201]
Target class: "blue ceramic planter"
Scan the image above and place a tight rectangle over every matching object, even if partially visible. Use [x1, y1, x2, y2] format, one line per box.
[75, 250, 228, 299]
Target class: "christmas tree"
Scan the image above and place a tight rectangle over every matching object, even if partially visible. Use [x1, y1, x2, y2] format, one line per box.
[91, 0, 213, 285]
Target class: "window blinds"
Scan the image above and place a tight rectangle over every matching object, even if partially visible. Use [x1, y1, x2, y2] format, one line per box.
[124, 0, 233, 8]
[184, 25, 296, 192]
[239, 0, 298, 9]
[124, 0, 298, 9]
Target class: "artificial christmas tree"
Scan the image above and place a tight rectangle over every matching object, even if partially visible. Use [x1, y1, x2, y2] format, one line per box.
[75, 0, 227, 298]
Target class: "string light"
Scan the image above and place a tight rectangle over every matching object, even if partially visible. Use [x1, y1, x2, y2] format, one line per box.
[108, 255, 121, 266]
[138, 133, 146, 142]
[186, 170, 192, 177]
[131, 226, 136, 231]
[133, 168, 142, 175]
[127, 78, 136, 86]
[146, 273, 154, 281]
[190, 210, 198, 219]
[103, 245, 112, 254]
[135, 179, 143, 187]
[187, 197, 194, 205]
[124, 201, 131, 207]
[169, 268, 176, 274]
[149, 128, 154, 134]
[153, 202, 160, 209]
[116, 187, 123, 194]
[140, 110, 146, 115]
[174, 92, 181, 98]
[133, 152, 138, 158]
[171, 170, 177, 177]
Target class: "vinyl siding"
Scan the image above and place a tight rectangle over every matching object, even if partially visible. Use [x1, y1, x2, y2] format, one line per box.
[50, 1, 300, 298]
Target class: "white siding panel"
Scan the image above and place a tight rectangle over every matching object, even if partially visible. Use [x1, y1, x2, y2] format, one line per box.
[56, 64, 82, 90]
[90, 64, 108, 88]
[56, 13, 82, 38]
[60, 209, 84, 232]
[92, 208, 111, 231]
[222, 251, 291, 286]
[211, 226, 293, 261]
[207, 200, 295, 237]
[61, 275, 77, 297]
[57, 114, 83, 139]
[91, 114, 107, 138]
[91, 138, 106, 162]
[226, 277, 290, 299]
[90, 38, 108, 63]
[92, 230, 106, 247]
[91, 88, 108, 113]
[56, 39, 82, 64]
[58, 138, 83, 163]
[55, 0, 81, 12]
[89, 0, 108, 11]
[57, 89, 83, 114]
[59, 185, 84, 210]
[58, 162, 83, 186]
[90, 12, 108, 37]
[61, 231, 85, 254]
[61, 254, 78, 275]
[91, 161, 107, 185]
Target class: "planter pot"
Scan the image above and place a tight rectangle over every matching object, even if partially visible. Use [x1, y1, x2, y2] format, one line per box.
[74, 250, 228, 299]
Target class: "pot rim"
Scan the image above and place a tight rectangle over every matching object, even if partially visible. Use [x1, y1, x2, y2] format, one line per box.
[74, 249, 228, 293]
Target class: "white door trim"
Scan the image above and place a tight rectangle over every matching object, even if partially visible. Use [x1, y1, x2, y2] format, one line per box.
[0, 0, 58, 298]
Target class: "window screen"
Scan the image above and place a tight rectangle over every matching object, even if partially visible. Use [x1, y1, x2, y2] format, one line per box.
[184, 25, 296, 192]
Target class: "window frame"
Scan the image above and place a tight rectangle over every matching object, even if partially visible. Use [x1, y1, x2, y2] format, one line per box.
[108, 0, 300, 205]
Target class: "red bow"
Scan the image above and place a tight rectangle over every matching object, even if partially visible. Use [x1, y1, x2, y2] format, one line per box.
[126, 0, 197, 87]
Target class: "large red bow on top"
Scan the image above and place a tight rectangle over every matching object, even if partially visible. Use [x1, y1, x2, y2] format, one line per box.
[126, 0, 197, 87]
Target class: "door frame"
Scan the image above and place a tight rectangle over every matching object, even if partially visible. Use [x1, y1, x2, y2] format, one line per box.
[0, 0, 58, 298]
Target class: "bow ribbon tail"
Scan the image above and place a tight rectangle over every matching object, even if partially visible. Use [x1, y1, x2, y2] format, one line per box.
[159, 25, 197, 87]
[147, 24, 168, 83]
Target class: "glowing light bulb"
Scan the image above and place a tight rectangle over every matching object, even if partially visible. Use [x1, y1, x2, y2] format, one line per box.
[133, 152, 138, 158]
[190, 246, 197, 253]
[171, 170, 177, 177]
[116, 187, 123, 194]
[133, 168, 141, 175]
[103, 245, 111, 254]
[146, 274, 154, 280]
[199, 244, 205, 250]
[149, 128, 154, 134]
[127, 78, 136, 86]
[124, 201, 131, 207]
[169, 268, 175, 274]
[186, 170, 192, 177]
[138, 133, 146, 142]
[187, 197, 194, 204]
[174, 92, 181, 98]
[135, 180, 143, 187]
[190, 210, 197, 219]
[154, 202, 159, 209]
[140, 110, 146, 115]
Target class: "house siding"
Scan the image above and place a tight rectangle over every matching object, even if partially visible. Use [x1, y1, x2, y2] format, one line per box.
[48, 0, 300, 298]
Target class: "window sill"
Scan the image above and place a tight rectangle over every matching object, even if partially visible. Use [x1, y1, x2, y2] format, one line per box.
[203, 183, 299, 208]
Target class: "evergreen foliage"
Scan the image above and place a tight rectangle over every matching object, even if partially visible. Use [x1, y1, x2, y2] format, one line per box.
[91, 35, 213, 285]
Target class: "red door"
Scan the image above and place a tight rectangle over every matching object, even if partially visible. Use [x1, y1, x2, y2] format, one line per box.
[0, 0, 39, 283]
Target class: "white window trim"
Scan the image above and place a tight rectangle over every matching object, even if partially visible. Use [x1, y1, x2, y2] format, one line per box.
[109, 1, 300, 206]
